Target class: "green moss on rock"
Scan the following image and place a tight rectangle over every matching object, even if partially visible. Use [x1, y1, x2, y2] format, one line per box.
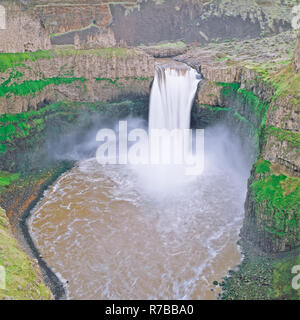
[265, 126, 300, 150]
[0, 207, 52, 300]
[273, 252, 300, 300]
[0, 77, 86, 98]
[0, 48, 137, 73]
[251, 159, 300, 241]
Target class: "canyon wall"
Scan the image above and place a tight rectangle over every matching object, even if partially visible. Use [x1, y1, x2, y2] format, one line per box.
[0, 48, 154, 114]
[0, 0, 51, 53]
[293, 31, 300, 71]
[0, 0, 299, 52]
[178, 30, 300, 253]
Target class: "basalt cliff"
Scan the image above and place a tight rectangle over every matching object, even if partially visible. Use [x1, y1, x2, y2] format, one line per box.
[0, 0, 299, 300]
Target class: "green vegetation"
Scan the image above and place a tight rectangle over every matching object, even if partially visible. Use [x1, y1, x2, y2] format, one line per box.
[0, 207, 52, 300]
[215, 83, 270, 151]
[49, 23, 99, 39]
[254, 158, 271, 176]
[0, 50, 54, 73]
[198, 104, 230, 113]
[220, 241, 274, 300]
[139, 41, 186, 49]
[0, 99, 149, 172]
[0, 48, 137, 73]
[96, 77, 119, 85]
[270, 65, 300, 106]
[266, 126, 300, 150]
[237, 88, 269, 124]
[240, 63, 300, 107]
[216, 56, 229, 62]
[241, 58, 293, 82]
[273, 252, 300, 300]
[0, 48, 144, 100]
[216, 82, 241, 91]
[220, 239, 300, 300]
[233, 112, 248, 123]
[55, 47, 136, 59]
[0, 77, 86, 98]
[0, 171, 20, 195]
[251, 159, 300, 239]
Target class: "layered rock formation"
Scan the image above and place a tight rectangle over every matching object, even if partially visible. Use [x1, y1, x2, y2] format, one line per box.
[0, 48, 154, 114]
[178, 30, 300, 253]
[0, 0, 51, 53]
[0, 0, 299, 300]
[293, 31, 300, 71]
[1, 0, 299, 52]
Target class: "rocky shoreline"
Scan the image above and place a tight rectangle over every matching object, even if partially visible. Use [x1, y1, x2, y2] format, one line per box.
[0, 162, 74, 299]
[0, 0, 299, 300]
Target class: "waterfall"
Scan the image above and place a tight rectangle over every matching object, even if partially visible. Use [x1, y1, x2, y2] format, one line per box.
[149, 62, 201, 131]
[132, 62, 202, 195]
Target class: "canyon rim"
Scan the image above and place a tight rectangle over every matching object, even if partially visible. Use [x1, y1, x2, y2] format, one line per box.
[0, 0, 299, 301]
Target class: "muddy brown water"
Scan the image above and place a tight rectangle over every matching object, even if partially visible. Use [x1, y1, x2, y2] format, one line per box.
[29, 158, 245, 300]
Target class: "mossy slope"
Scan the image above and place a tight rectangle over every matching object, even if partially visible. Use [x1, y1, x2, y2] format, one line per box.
[0, 207, 52, 300]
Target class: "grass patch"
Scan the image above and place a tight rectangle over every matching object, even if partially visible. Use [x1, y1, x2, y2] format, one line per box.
[269, 65, 300, 106]
[139, 41, 186, 49]
[251, 159, 300, 239]
[266, 126, 300, 150]
[0, 77, 86, 98]
[0, 50, 54, 73]
[0, 48, 137, 73]
[273, 252, 300, 300]
[0, 207, 52, 300]
[55, 47, 136, 59]
[216, 56, 229, 62]
[0, 171, 20, 195]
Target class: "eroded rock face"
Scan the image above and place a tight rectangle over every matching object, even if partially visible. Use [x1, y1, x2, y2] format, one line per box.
[0, 1, 51, 53]
[0, 49, 155, 114]
[179, 32, 300, 253]
[0, 0, 297, 52]
[109, 0, 294, 46]
[293, 31, 300, 72]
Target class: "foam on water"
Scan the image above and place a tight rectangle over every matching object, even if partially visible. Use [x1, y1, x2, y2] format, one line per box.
[28, 61, 250, 299]
[29, 157, 246, 299]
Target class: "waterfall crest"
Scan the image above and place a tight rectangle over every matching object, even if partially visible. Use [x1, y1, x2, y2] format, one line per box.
[132, 61, 203, 194]
[149, 62, 201, 131]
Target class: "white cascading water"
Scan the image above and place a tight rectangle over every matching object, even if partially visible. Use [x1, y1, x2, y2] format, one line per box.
[29, 61, 249, 300]
[134, 62, 201, 196]
[149, 62, 201, 130]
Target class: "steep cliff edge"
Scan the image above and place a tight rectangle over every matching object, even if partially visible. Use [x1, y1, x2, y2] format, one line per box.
[177, 30, 300, 299]
[0, 0, 299, 298]
[178, 30, 300, 254]
[0, 48, 154, 115]
[1, 0, 299, 52]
